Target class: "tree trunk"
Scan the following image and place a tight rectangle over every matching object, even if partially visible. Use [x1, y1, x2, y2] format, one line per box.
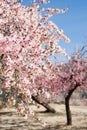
[65, 85, 78, 125]
[32, 95, 56, 113]
[65, 96, 72, 125]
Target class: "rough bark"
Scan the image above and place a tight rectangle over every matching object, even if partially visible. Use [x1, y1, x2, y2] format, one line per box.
[65, 85, 78, 125]
[65, 96, 72, 125]
[32, 95, 56, 113]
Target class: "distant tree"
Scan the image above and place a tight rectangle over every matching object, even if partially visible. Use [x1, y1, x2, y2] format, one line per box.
[52, 45, 87, 125]
[61, 57, 87, 125]
[35, 44, 87, 125]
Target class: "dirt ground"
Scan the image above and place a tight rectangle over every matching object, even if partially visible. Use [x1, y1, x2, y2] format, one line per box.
[0, 103, 87, 130]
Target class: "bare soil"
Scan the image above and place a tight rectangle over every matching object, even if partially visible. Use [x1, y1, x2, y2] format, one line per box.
[0, 103, 87, 130]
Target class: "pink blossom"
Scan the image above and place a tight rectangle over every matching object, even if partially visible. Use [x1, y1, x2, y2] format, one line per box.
[0, 0, 70, 118]
[0, 89, 2, 95]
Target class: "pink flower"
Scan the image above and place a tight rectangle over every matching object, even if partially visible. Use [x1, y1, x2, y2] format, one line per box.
[0, 89, 2, 95]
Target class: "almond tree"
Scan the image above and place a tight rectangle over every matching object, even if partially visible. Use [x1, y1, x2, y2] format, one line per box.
[50, 45, 87, 125]
[59, 45, 87, 125]
[35, 45, 87, 125]
[60, 58, 87, 125]
[0, 0, 70, 118]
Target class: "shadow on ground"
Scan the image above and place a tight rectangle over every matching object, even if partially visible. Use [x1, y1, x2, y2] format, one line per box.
[0, 104, 87, 130]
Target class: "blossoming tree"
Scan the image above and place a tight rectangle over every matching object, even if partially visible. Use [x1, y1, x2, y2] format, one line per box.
[35, 44, 87, 125]
[60, 57, 87, 125]
[0, 0, 70, 118]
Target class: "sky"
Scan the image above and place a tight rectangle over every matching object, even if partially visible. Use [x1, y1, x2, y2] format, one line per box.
[21, 0, 87, 62]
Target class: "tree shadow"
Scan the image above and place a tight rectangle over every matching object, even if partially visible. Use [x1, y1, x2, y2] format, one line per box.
[0, 111, 13, 116]
[42, 125, 87, 130]
[42, 124, 66, 130]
